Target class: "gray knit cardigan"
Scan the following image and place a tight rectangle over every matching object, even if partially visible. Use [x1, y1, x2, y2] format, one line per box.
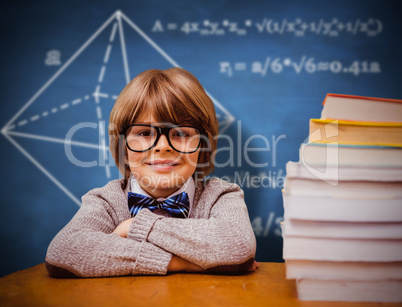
[45, 177, 256, 277]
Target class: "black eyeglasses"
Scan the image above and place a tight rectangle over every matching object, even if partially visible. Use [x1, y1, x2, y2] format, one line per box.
[123, 124, 203, 153]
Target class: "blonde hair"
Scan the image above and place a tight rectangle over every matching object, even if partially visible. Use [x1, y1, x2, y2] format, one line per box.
[109, 67, 219, 182]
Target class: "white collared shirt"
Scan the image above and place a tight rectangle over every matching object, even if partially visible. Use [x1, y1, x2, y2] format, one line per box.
[130, 176, 195, 217]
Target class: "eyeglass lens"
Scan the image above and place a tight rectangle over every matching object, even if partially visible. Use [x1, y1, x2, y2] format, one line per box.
[126, 125, 201, 153]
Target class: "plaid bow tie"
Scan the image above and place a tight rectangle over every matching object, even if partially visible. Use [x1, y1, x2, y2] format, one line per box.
[128, 191, 190, 218]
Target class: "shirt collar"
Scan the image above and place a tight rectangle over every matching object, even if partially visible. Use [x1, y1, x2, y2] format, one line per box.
[130, 176, 195, 211]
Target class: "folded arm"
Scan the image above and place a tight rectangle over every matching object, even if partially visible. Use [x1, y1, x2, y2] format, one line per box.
[45, 192, 172, 278]
[126, 183, 257, 271]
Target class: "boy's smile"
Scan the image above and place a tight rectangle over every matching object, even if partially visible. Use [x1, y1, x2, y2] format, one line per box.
[126, 115, 200, 199]
[146, 159, 180, 171]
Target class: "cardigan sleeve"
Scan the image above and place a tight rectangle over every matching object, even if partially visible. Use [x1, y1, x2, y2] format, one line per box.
[45, 184, 172, 278]
[128, 180, 257, 270]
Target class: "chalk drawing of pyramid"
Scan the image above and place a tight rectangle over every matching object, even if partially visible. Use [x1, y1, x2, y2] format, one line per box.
[1, 10, 235, 206]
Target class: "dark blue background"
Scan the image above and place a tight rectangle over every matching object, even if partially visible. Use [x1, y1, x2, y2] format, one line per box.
[1, 0, 401, 277]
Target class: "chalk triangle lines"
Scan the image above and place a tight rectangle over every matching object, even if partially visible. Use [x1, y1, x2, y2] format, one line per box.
[1, 10, 235, 206]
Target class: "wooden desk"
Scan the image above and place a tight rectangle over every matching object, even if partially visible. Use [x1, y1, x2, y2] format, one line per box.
[0, 263, 398, 307]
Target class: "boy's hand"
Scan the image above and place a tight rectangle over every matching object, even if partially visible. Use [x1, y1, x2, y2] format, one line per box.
[113, 218, 134, 238]
[168, 255, 203, 273]
[248, 260, 260, 272]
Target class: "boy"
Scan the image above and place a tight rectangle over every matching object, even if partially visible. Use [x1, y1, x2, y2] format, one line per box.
[46, 68, 257, 277]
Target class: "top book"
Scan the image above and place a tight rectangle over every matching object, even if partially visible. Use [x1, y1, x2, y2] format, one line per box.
[320, 94, 402, 122]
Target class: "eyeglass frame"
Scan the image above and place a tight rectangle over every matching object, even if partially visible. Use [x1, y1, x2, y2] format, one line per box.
[122, 123, 204, 154]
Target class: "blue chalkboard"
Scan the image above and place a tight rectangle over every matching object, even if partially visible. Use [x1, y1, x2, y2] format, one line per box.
[0, 0, 401, 276]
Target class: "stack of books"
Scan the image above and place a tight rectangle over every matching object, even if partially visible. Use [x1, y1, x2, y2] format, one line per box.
[282, 94, 402, 302]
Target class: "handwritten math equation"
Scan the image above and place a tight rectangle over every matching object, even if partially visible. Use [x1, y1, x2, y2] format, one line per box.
[151, 18, 382, 37]
[219, 57, 381, 76]
[252, 213, 283, 237]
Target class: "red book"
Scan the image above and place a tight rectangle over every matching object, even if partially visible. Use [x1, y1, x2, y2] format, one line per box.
[321, 93, 402, 122]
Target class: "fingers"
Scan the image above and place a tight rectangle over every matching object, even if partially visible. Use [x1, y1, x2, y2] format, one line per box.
[113, 218, 134, 238]
[247, 261, 260, 272]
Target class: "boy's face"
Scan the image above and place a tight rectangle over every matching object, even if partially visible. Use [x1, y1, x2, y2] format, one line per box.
[126, 115, 200, 199]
